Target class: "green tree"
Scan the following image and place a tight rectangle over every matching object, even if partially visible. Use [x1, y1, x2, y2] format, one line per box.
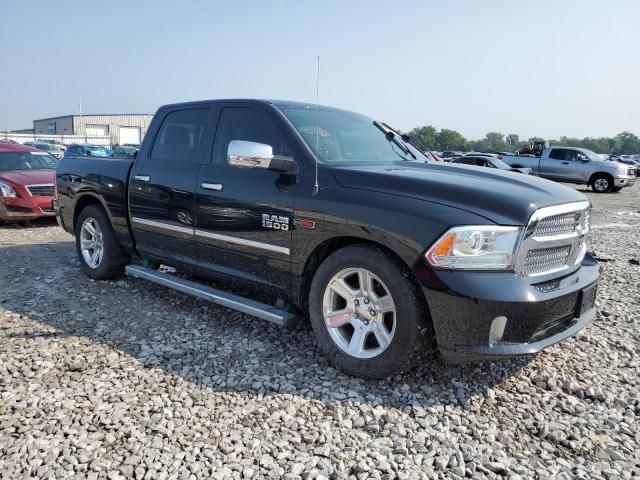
[506, 134, 519, 146]
[614, 131, 640, 154]
[436, 129, 469, 151]
[408, 125, 438, 151]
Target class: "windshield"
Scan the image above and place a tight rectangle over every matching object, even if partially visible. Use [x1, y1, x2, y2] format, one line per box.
[277, 105, 428, 164]
[581, 149, 601, 162]
[0, 152, 58, 171]
[87, 146, 109, 156]
[492, 158, 512, 169]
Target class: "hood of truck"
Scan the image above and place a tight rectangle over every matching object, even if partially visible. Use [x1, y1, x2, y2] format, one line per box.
[331, 162, 587, 225]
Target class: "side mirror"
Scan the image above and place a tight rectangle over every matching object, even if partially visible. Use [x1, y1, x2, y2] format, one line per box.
[227, 140, 298, 174]
[132, 150, 138, 159]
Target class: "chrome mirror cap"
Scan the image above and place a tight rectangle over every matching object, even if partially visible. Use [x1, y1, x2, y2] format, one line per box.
[228, 140, 273, 169]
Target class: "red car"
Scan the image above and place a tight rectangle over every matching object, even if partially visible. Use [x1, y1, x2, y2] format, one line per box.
[0, 142, 58, 224]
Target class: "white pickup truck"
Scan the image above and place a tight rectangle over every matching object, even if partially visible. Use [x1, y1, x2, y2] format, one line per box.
[501, 147, 636, 193]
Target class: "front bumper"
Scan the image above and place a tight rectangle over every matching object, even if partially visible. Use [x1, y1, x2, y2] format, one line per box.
[415, 253, 600, 363]
[615, 175, 636, 188]
[0, 196, 56, 222]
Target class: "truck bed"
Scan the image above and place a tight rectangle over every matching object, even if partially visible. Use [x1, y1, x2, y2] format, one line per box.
[55, 156, 135, 247]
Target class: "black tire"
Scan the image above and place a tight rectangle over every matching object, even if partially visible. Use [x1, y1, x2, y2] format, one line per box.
[591, 174, 614, 193]
[308, 245, 433, 379]
[75, 205, 127, 279]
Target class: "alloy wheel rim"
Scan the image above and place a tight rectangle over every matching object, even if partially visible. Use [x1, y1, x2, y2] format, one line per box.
[594, 178, 609, 191]
[322, 267, 396, 359]
[80, 217, 104, 269]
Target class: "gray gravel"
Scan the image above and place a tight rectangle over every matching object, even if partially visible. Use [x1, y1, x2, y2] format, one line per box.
[1, 184, 639, 479]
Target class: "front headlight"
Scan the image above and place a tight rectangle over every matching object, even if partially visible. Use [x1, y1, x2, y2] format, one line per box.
[0, 182, 17, 198]
[425, 226, 522, 270]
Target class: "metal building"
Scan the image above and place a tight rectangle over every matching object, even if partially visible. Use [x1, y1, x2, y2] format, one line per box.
[32, 114, 153, 145]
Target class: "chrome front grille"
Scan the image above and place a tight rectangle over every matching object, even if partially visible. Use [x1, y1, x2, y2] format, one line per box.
[524, 245, 571, 276]
[26, 184, 54, 197]
[515, 201, 591, 278]
[533, 212, 580, 237]
[628, 167, 636, 176]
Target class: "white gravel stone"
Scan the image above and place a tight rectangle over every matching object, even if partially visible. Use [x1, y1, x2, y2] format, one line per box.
[0, 185, 639, 479]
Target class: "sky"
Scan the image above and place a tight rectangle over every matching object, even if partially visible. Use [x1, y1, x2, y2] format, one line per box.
[1, 0, 639, 140]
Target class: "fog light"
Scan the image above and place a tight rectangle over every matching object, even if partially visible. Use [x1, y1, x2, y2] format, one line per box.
[489, 316, 507, 345]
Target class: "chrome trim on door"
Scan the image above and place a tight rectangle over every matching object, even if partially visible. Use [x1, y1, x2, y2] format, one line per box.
[134, 175, 150, 182]
[131, 216, 194, 235]
[201, 182, 223, 191]
[194, 229, 290, 255]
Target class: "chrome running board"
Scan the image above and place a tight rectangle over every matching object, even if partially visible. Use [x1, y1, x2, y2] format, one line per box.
[125, 265, 297, 327]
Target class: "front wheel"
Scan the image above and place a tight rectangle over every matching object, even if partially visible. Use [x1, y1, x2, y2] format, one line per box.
[308, 245, 433, 379]
[75, 205, 127, 279]
[591, 174, 614, 193]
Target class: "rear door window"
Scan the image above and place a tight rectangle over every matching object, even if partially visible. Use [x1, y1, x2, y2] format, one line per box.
[549, 149, 566, 160]
[151, 108, 209, 163]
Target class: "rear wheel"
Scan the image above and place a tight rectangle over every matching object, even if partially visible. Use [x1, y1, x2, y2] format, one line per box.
[591, 174, 614, 193]
[308, 245, 433, 379]
[75, 205, 127, 279]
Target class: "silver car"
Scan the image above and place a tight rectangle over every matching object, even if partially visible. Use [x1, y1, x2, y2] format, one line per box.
[24, 141, 65, 160]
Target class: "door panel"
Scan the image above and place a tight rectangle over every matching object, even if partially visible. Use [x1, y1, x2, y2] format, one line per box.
[562, 150, 590, 182]
[128, 107, 212, 263]
[540, 148, 568, 181]
[129, 158, 200, 261]
[194, 105, 298, 294]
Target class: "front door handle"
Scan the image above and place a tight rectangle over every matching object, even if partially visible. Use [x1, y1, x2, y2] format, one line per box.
[201, 182, 223, 191]
[134, 174, 150, 182]
[561, 162, 570, 165]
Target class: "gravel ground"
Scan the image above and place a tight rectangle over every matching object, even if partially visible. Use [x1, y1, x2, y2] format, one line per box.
[1, 185, 639, 479]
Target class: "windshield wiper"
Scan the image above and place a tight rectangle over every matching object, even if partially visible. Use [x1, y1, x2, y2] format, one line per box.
[373, 121, 416, 160]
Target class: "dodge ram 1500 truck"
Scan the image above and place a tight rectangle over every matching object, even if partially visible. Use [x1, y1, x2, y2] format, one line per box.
[55, 99, 600, 378]
[501, 147, 636, 193]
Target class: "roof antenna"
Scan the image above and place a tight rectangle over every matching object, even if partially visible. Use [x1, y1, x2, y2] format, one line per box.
[313, 55, 320, 196]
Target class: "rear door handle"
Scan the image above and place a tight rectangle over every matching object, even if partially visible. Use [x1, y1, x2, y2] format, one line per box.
[201, 182, 223, 191]
[134, 175, 150, 182]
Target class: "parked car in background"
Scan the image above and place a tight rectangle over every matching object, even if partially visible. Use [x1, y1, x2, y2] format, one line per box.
[452, 155, 532, 174]
[113, 146, 139, 158]
[0, 142, 57, 224]
[0, 139, 19, 144]
[64, 144, 111, 158]
[24, 141, 65, 159]
[609, 154, 640, 176]
[37, 139, 66, 148]
[462, 152, 499, 158]
[440, 151, 463, 161]
[501, 147, 635, 192]
[424, 151, 445, 162]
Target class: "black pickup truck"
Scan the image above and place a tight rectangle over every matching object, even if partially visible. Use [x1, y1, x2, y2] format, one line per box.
[55, 99, 599, 378]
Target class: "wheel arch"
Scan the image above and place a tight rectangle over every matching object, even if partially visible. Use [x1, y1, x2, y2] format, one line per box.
[72, 193, 111, 230]
[588, 171, 614, 185]
[296, 235, 426, 310]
